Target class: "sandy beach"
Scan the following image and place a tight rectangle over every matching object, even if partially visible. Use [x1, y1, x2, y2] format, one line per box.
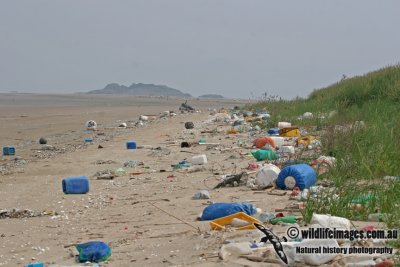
[1, 94, 264, 267]
[0, 94, 385, 267]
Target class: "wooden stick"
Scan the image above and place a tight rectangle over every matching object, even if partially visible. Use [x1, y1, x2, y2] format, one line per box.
[147, 202, 200, 232]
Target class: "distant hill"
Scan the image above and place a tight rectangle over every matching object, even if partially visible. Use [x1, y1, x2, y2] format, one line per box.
[87, 83, 192, 97]
[199, 94, 224, 99]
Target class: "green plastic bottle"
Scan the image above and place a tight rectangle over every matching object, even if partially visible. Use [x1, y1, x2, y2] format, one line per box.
[270, 215, 297, 225]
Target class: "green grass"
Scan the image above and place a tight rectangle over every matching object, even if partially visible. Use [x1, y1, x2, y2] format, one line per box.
[247, 64, 400, 240]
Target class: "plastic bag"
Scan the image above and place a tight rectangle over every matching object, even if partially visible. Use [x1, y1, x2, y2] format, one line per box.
[201, 202, 256, 221]
[76, 241, 111, 263]
[251, 150, 277, 161]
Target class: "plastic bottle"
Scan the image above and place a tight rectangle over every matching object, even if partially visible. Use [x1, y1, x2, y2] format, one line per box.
[258, 212, 276, 223]
[270, 215, 297, 225]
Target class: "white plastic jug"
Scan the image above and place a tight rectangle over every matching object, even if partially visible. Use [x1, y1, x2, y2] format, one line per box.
[255, 164, 281, 187]
[191, 154, 208, 165]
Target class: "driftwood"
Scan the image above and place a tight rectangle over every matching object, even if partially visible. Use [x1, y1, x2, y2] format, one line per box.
[213, 172, 245, 189]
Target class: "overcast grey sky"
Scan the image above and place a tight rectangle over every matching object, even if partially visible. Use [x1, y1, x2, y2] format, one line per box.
[1, 0, 399, 99]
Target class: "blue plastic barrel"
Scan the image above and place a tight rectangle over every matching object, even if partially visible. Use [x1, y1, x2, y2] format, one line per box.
[84, 137, 93, 142]
[2, 146, 15, 156]
[62, 176, 90, 194]
[126, 141, 137, 149]
[276, 164, 316, 190]
[201, 202, 256, 221]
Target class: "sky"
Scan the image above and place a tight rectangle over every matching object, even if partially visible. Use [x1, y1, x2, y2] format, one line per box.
[0, 0, 399, 99]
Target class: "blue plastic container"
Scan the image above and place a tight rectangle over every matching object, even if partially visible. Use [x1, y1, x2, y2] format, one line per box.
[62, 176, 90, 194]
[84, 137, 93, 143]
[26, 262, 44, 267]
[267, 128, 279, 135]
[201, 202, 257, 221]
[2, 146, 15, 156]
[276, 164, 316, 190]
[126, 141, 137, 149]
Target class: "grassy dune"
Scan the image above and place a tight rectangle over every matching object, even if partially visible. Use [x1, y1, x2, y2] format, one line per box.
[247, 65, 400, 246]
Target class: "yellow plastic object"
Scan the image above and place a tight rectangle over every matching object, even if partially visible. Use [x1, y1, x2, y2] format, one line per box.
[279, 127, 301, 137]
[210, 212, 262, 231]
[227, 128, 238, 134]
[244, 116, 261, 122]
[297, 135, 317, 146]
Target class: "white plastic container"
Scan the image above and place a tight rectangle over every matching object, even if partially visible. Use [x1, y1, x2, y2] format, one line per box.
[302, 112, 313, 119]
[280, 146, 295, 154]
[255, 164, 281, 187]
[85, 120, 97, 130]
[278, 122, 291, 128]
[311, 214, 351, 230]
[270, 136, 285, 148]
[190, 154, 208, 165]
[139, 115, 149, 121]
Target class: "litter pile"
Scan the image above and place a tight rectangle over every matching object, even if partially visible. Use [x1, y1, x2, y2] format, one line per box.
[0, 209, 57, 219]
